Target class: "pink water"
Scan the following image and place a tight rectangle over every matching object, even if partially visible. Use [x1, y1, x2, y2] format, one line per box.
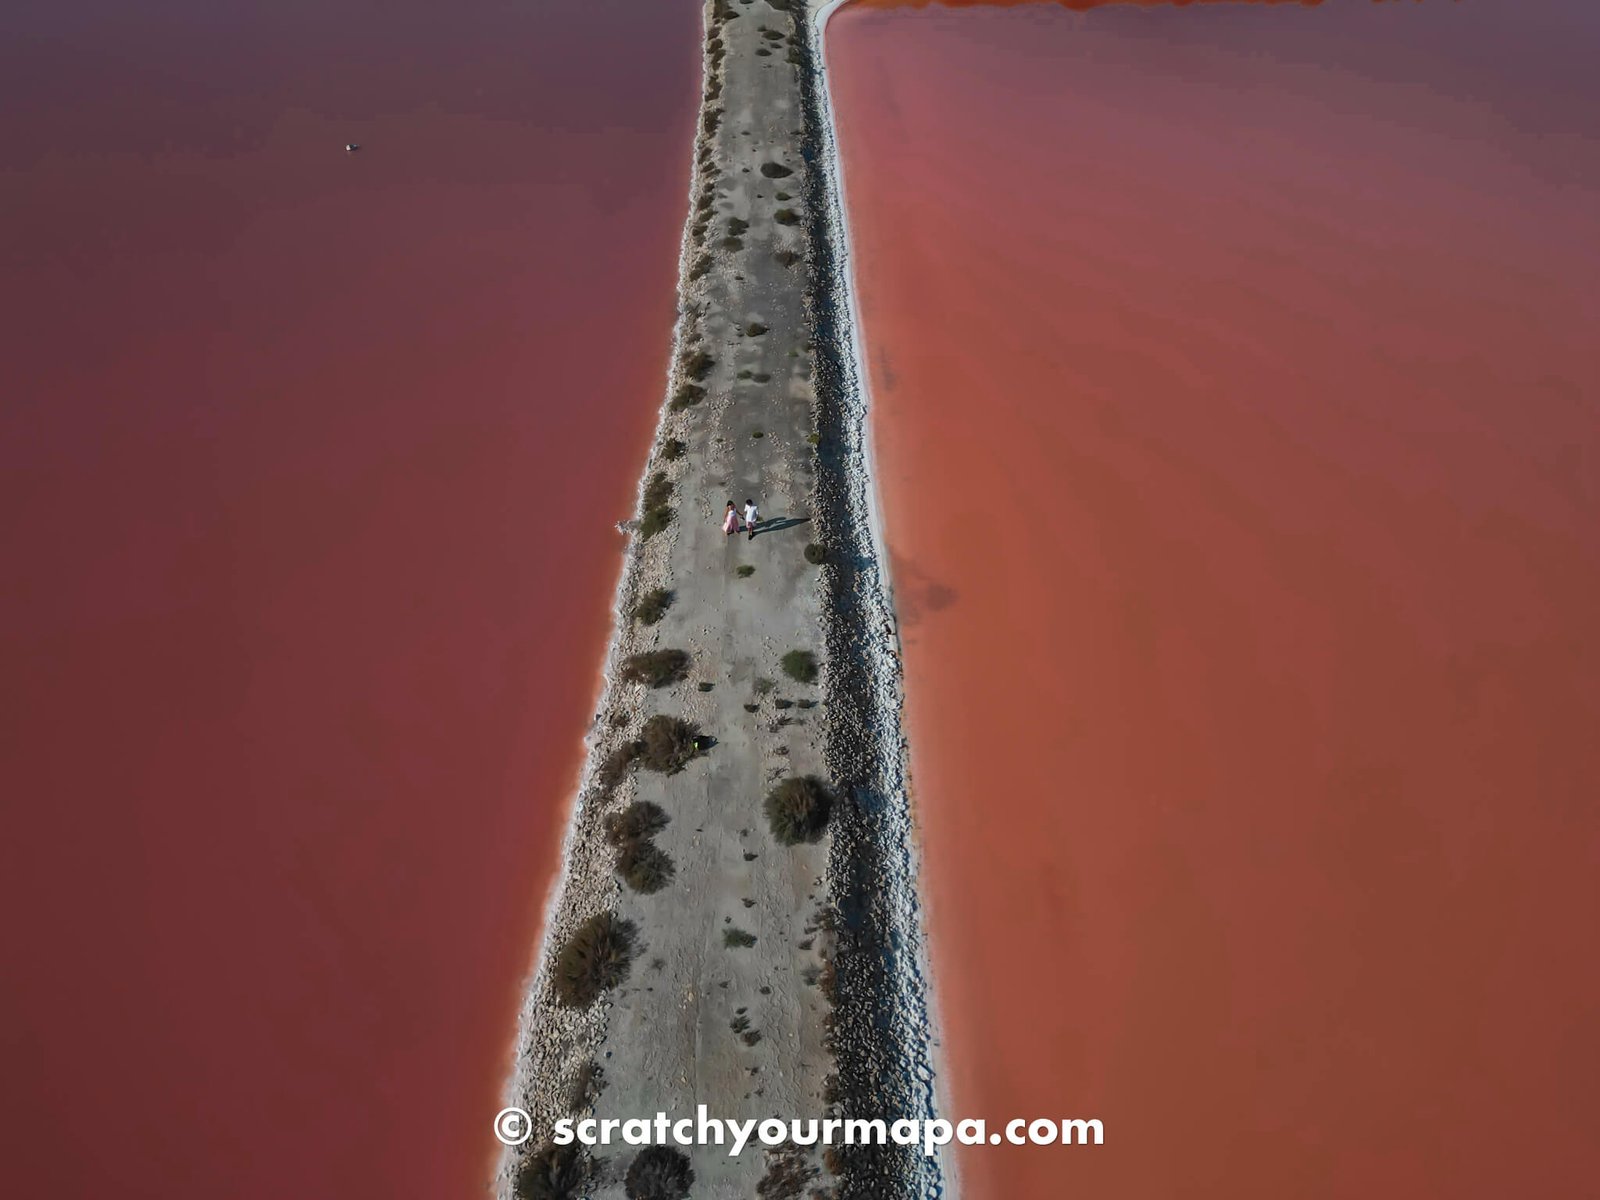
[1, 1, 699, 1194]
[830, 1, 1600, 1195]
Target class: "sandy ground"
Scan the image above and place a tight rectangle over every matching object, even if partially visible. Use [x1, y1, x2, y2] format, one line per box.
[498, 3, 945, 1197]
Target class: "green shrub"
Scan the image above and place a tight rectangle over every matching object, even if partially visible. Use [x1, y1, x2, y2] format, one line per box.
[638, 715, 701, 774]
[780, 649, 818, 684]
[515, 1144, 587, 1200]
[745, 322, 769, 337]
[764, 776, 834, 845]
[604, 801, 668, 846]
[723, 927, 757, 948]
[760, 162, 793, 179]
[737, 565, 755, 578]
[774, 208, 800, 226]
[660, 438, 686, 462]
[625, 1146, 694, 1200]
[620, 649, 689, 688]
[774, 249, 799, 268]
[804, 542, 826, 565]
[552, 912, 636, 1007]
[632, 587, 672, 625]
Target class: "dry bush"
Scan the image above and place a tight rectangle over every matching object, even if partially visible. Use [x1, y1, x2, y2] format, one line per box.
[620, 649, 690, 688]
[639, 472, 674, 539]
[515, 1144, 587, 1200]
[643, 471, 672, 511]
[604, 800, 669, 846]
[757, 1142, 817, 1200]
[625, 1146, 694, 1200]
[760, 161, 794, 179]
[552, 912, 636, 1007]
[764, 776, 833, 845]
[617, 838, 675, 894]
[638, 714, 701, 774]
[639, 506, 673, 538]
[632, 586, 672, 625]
[566, 1058, 603, 1113]
[681, 348, 715, 380]
[598, 741, 639, 790]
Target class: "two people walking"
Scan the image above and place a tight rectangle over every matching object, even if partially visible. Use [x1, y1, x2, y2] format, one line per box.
[722, 498, 760, 540]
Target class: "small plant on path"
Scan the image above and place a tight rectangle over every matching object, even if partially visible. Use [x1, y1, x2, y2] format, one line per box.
[780, 649, 818, 685]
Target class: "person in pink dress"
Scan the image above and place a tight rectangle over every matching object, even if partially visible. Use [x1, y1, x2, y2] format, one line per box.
[722, 500, 740, 536]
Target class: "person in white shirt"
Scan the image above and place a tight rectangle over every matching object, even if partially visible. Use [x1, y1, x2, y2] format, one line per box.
[743, 498, 760, 541]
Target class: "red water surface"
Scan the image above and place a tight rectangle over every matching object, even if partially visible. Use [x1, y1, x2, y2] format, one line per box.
[829, 1, 1599, 1195]
[0, 1, 698, 1195]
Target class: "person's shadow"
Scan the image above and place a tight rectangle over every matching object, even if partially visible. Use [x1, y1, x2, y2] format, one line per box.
[752, 515, 810, 538]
